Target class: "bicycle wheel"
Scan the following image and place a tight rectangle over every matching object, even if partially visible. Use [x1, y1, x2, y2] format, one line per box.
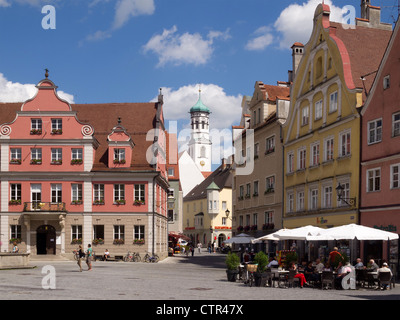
[249, 273, 254, 287]
[154, 254, 160, 263]
[144, 254, 150, 263]
[134, 254, 141, 262]
[123, 256, 129, 262]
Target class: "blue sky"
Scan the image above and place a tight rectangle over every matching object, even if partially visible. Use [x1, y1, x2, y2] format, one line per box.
[0, 0, 397, 169]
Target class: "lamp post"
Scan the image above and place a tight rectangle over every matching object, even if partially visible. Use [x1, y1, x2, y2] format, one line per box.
[335, 183, 356, 206]
[225, 209, 231, 220]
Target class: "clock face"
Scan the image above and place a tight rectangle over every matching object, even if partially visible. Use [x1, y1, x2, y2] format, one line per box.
[200, 160, 205, 167]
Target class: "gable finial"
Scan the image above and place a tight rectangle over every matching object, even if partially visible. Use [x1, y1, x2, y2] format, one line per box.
[45, 68, 49, 78]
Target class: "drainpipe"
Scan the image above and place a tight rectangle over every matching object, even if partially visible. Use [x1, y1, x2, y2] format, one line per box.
[152, 172, 160, 256]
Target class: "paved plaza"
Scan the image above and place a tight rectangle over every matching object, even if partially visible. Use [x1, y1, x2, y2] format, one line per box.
[0, 252, 399, 301]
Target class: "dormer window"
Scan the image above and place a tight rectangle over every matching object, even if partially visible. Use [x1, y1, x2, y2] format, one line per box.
[383, 75, 390, 90]
[51, 119, 62, 134]
[114, 148, 126, 164]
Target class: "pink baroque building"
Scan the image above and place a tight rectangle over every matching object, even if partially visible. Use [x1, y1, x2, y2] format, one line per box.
[0, 75, 171, 259]
[360, 17, 400, 271]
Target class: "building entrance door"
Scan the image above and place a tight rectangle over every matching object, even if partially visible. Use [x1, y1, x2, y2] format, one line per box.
[37, 225, 56, 255]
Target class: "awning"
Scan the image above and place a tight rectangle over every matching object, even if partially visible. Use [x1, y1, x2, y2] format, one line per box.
[168, 232, 191, 241]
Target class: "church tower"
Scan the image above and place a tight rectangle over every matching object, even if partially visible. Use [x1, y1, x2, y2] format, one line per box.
[188, 89, 212, 172]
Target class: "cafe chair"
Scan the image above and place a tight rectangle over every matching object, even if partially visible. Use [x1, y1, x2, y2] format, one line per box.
[378, 272, 392, 290]
[287, 270, 300, 288]
[356, 269, 368, 288]
[367, 272, 379, 289]
[321, 271, 335, 290]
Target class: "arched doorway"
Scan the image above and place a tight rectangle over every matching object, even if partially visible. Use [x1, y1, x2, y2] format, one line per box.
[37, 225, 56, 255]
[218, 234, 226, 247]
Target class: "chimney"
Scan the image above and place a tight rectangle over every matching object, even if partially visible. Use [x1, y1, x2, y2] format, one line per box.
[357, 0, 392, 31]
[361, 0, 370, 20]
[291, 42, 304, 80]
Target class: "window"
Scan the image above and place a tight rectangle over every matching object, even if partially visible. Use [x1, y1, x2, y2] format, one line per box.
[134, 184, 145, 202]
[134, 225, 145, 241]
[302, 106, 309, 126]
[310, 188, 318, 210]
[168, 168, 175, 176]
[51, 184, 62, 203]
[94, 225, 104, 241]
[72, 149, 83, 160]
[368, 119, 382, 144]
[246, 183, 251, 197]
[393, 112, 400, 137]
[338, 181, 350, 207]
[323, 186, 332, 208]
[114, 149, 126, 163]
[264, 211, 274, 224]
[315, 100, 323, 120]
[222, 201, 227, 211]
[71, 225, 82, 240]
[10, 225, 21, 241]
[239, 185, 244, 199]
[298, 148, 306, 170]
[253, 213, 258, 226]
[297, 191, 305, 211]
[383, 75, 390, 90]
[254, 143, 259, 158]
[114, 225, 125, 241]
[391, 164, 400, 189]
[339, 130, 351, 157]
[31, 119, 42, 131]
[253, 181, 259, 196]
[71, 184, 82, 202]
[266, 176, 275, 192]
[51, 148, 62, 163]
[287, 152, 294, 173]
[114, 184, 125, 203]
[10, 184, 21, 201]
[93, 184, 104, 203]
[266, 136, 275, 154]
[10, 148, 21, 162]
[329, 91, 338, 113]
[168, 210, 174, 221]
[31, 148, 42, 163]
[287, 192, 294, 213]
[310, 142, 319, 166]
[324, 137, 334, 161]
[367, 168, 381, 192]
[222, 217, 227, 226]
[51, 119, 62, 133]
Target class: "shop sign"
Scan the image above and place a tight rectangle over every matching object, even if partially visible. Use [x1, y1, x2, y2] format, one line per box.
[316, 217, 328, 225]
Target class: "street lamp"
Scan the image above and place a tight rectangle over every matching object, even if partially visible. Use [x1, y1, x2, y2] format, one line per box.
[335, 183, 356, 206]
[225, 209, 231, 220]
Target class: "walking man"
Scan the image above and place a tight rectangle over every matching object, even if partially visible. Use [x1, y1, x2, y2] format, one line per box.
[86, 244, 93, 271]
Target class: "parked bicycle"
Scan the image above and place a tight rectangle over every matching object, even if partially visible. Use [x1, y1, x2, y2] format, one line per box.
[144, 251, 160, 263]
[123, 251, 141, 262]
[244, 263, 257, 287]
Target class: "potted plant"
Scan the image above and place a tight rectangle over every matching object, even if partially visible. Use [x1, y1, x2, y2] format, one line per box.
[253, 251, 269, 287]
[225, 252, 240, 282]
[92, 238, 104, 245]
[71, 238, 82, 245]
[284, 251, 298, 269]
[71, 159, 83, 165]
[134, 239, 145, 244]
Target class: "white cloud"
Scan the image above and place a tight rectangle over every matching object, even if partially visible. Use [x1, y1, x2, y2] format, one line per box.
[274, 0, 343, 49]
[0, 73, 74, 104]
[143, 26, 230, 67]
[245, 26, 274, 51]
[112, 0, 155, 30]
[154, 83, 242, 131]
[0, 0, 10, 7]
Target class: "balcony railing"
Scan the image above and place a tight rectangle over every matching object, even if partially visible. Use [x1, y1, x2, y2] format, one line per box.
[23, 202, 66, 212]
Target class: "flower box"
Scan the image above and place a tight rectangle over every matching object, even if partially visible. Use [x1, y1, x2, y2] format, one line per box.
[71, 159, 83, 165]
[9, 199, 21, 205]
[93, 200, 105, 205]
[113, 239, 125, 245]
[30, 159, 42, 165]
[51, 129, 63, 135]
[244, 226, 250, 232]
[50, 160, 62, 165]
[71, 200, 83, 205]
[10, 159, 21, 164]
[250, 225, 258, 231]
[114, 200, 126, 205]
[113, 159, 126, 164]
[134, 200, 145, 205]
[30, 129, 42, 135]
[9, 238, 21, 244]
[92, 238, 104, 245]
[71, 238, 82, 244]
[264, 188, 275, 194]
[133, 239, 145, 244]
[236, 226, 244, 232]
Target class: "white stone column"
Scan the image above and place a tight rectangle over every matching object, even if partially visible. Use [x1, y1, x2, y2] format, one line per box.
[83, 214, 93, 250]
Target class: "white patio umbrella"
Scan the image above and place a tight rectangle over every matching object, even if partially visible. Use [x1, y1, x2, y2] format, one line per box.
[306, 223, 399, 241]
[224, 233, 255, 244]
[272, 225, 326, 240]
[252, 233, 281, 243]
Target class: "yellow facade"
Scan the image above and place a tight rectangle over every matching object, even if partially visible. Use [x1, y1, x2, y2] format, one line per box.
[282, 5, 361, 228]
[183, 188, 232, 245]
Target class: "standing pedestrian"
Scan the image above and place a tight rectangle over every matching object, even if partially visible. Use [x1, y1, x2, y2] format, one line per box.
[197, 242, 202, 253]
[191, 245, 194, 257]
[86, 244, 93, 271]
[208, 241, 211, 254]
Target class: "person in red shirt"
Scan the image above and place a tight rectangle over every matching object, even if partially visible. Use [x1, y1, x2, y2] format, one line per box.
[329, 247, 342, 264]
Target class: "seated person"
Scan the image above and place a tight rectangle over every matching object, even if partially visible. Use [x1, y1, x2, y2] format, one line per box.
[354, 258, 364, 270]
[288, 262, 309, 288]
[377, 262, 392, 290]
[12, 242, 19, 253]
[103, 249, 110, 261]
[267, 257, 279, 268]
[368, 259, 379, 272]
[335, 261, 352, 289]
[242, 249, 250, 264]
[304, 261, 318, 282]
[322, 262, 332, 272]
[314, 258, 324, 273]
